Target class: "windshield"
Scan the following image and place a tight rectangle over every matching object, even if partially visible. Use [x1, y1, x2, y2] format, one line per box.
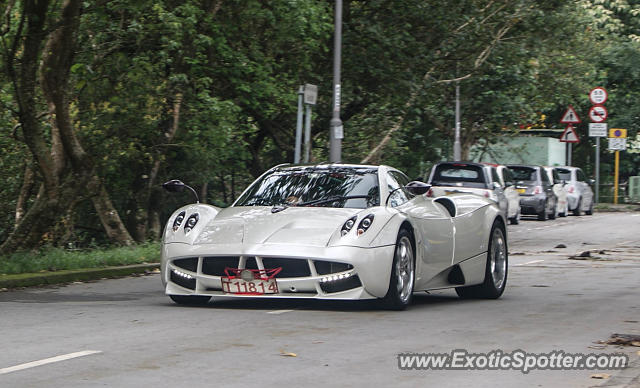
[509, 166, 538, 182]
[235, 167, 380, 208]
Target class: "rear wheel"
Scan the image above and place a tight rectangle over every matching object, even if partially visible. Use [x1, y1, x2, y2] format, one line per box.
[548, 202, 557, 220]
[169, 295, 211, 305]
[572, 198, 582, 216]
[456, 222, 508, 299]
[537, 201, 547, 221]
[381, 229, 415, 310]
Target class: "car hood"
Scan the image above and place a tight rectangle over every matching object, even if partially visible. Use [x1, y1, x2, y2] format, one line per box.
[193, 206, 360, 247]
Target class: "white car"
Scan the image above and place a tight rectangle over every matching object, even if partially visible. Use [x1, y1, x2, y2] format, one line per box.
[161, 164, 508, 310]
[553, 166, 595, 216]
[426, 162, 511, 221]
[545, 167, 569, 217]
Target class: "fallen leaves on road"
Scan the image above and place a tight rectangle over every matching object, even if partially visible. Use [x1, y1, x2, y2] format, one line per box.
[555, 244, 567, 249]
[590, 373, 611, 379]
[599, 333, 640, 347]
[279, 350, 297, 357]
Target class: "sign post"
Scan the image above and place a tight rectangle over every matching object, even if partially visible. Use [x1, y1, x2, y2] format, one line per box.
[589, 87, 608, 203]
[608, 128, 627, 204]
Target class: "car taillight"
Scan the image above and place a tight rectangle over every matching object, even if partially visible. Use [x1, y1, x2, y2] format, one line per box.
[426, 188, 433, 197]
[533, 186, 542, 195]
[484, 191, 490, 198]
[568, 185, 575, 193]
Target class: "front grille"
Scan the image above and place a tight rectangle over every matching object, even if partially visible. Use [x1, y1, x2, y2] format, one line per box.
[201, 257, 240, 276]
[173, 257, 198, 272]
[320, 275, 362, 294]
[262, 258, 311, 277]
[314, 260, 354, 275]
[170, 270, 196, 290]
[200, 256, 311, 278]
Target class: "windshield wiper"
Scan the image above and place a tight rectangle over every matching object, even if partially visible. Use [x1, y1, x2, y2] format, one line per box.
[271, 195, 370, 213]
[297, 195, 371, 207]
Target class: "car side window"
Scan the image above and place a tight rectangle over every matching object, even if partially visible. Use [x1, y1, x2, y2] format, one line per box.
[576, 169, 586, 182]
[553, 169, 561, 182]
[387, 171, 411, 207]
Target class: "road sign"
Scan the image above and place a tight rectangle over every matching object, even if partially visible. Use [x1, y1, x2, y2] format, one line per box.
[589, 87, 608, 105]
[560, 105, 581, 123]
[559, 124, 579, 143]
[609, 128, 627, 138]
[589, 123, 607, 137]
[608, 138, 627, 151]
[588, 105, 608, 122]
[303, 84, 318, 105]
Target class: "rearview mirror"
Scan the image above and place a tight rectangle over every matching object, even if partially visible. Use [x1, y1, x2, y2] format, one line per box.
[162, 179, 186, 193]
[162, 179, 200, 203]
[405, 181, 431, 195]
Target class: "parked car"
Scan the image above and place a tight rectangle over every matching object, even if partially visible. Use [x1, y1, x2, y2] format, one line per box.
[426, 162, 509, 219]
[544, 166, 569, 217]
[494, 164, 521, 225]
[553, 166, 594, 216]
[507, 164, 557, 221]
[161, 164, 508, 310]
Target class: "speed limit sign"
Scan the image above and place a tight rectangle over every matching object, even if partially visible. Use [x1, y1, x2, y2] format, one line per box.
[589, 87, 608, 105]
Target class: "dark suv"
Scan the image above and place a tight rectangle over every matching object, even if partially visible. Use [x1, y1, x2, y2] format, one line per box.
[507, 164, 557, 221]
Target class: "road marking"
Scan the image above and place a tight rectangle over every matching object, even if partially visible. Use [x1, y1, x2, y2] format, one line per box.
[267, 309, 295, 315]
[0, 350, 102, 375]
[515, 260, 545, 266]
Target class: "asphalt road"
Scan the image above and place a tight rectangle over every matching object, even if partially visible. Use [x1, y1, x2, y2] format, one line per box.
[1, 212, 639, 387]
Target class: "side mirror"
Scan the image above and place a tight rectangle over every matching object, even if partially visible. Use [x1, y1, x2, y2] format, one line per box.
[162, 179, 200, 203]
[492, 182, 502, 190]
[162, 179, 186, 193]
[405, 181, 431, 195]
[588, 179, 595, 185]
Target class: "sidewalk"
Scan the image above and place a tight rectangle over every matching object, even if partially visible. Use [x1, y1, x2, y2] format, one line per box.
[0, 263, 159, 290]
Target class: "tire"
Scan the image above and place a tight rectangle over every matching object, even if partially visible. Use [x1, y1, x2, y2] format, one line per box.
[509, 210, 520, 225]
[585, 201, 593, 216]
[548, 203, 556, 220]
[381, 229, 415, 310]
[537, 201, 547, 221]
[169, 295, 211, 305]
[456, 222, 508, 299]
[572, 198, 582, 216]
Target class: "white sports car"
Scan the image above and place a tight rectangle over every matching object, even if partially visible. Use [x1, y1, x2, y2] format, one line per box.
[161, 164, 508, 309]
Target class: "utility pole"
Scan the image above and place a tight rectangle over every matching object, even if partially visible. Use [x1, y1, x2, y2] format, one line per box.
[329, 0, 343, 163]
[453, 81, 461, 160]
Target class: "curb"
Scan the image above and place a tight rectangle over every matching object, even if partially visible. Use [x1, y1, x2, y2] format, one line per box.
[0, 263, 160, 290]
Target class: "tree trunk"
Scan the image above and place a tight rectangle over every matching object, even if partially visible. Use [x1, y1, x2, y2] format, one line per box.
[15, 163, 35, 228]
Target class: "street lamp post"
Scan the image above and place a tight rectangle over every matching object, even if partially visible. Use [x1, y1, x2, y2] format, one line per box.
[453, 81, 461, 160]
[329, 0, 343, 163]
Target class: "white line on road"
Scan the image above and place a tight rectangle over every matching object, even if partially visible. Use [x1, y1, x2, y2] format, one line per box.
[267, 309, 295, 315]
[0, 350, 102, 375]
[515, 260, 545, 266]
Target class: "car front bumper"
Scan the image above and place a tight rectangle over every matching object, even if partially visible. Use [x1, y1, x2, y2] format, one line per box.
[161, 242, 396, 300]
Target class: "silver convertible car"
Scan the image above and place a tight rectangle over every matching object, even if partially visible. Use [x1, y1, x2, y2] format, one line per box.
[161, 164, 508, 310]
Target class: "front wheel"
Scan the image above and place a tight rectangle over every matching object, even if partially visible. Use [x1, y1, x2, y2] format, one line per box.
[456, 222, 508, 299]
[585, 201, 594, 215]
[381, 229, 415, 310]
[169, 295, 211, 305]
[572, 198, 582, 216]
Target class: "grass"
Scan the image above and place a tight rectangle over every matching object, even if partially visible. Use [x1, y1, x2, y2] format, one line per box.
[0, 242, 160, 275]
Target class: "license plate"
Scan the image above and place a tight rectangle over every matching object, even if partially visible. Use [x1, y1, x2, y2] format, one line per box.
[221, 277, 278, 294]
[517, 188, 526, 194]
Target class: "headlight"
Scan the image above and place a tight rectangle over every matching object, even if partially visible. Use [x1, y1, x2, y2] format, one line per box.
[184, 213, 199, 234]
[341, 215, 357, 236]
[172, 211, 186, 231]
[356, 214, 374, 236]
